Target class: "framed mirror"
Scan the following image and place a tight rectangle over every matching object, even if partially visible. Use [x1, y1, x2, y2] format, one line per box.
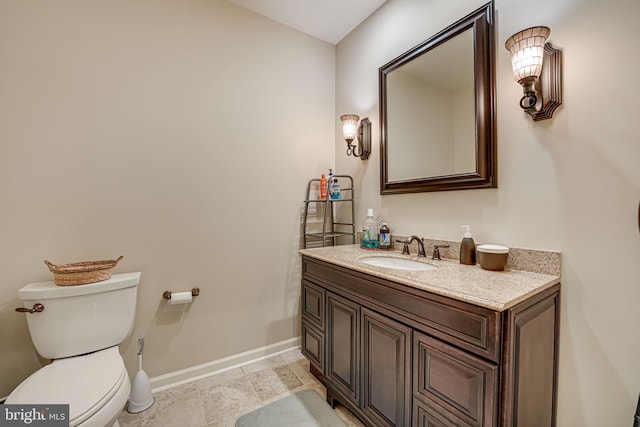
[380, 2, 496, 194]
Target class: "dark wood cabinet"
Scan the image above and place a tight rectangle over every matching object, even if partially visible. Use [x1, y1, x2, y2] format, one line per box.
[413, 397, 473, 427]
[326, 292, 361, 406]
[500, 290, 559, 426]
[302, 279, 325, 328]
[362, 307, 412, 427]
[413, 331, 497, 426]
[301, 256, 560, 427]
[301, 319, 324, 371]
[301, 280, 326, 373]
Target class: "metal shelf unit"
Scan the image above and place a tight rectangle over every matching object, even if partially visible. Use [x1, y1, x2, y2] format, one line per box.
[302, 175, 356, 249]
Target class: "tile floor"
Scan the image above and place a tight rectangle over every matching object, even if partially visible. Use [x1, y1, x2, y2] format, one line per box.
[118, 349, 365, 427]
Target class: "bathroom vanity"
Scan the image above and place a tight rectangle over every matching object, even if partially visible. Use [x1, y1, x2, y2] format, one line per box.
[299, 245, 560, 427]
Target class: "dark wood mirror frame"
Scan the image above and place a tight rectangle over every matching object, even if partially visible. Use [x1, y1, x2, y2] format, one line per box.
[379, 2, 496, 194]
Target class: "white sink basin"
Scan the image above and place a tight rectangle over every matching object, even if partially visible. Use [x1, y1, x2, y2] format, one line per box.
[359, 256, 437, 271]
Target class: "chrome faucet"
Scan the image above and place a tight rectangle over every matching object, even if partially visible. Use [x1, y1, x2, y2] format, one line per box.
[405, 235, 426, 257]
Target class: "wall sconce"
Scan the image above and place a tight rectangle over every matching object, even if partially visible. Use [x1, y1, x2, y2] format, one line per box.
[340, 114, 371, 159]
[505, 26, 562, 121]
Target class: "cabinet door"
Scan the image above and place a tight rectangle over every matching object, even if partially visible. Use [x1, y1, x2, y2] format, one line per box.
[326, 292, 360, 406]
[502, 291, 559, 426]
[362, 307, 412, 427]
[414, 331, 498, 427]
[302, 280, 325, 329]
[301, 318, 324, 372]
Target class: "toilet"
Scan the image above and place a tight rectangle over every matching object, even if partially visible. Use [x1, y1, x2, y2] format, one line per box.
[7, 272, 141, 427]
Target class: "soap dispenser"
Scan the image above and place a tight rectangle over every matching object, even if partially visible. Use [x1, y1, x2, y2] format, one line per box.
[460, 225, 476, 265]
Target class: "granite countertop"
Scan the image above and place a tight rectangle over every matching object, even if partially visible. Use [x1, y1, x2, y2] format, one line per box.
[299, 244, 560, 311]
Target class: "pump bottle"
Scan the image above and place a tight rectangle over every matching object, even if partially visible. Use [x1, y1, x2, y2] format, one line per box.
[460, 225, 476, 265]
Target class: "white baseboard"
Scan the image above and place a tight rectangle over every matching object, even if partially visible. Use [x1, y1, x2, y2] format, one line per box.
[149, 337, 301, 393]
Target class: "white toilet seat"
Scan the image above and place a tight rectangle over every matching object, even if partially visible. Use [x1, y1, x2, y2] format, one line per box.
[6, 346, 130, 427]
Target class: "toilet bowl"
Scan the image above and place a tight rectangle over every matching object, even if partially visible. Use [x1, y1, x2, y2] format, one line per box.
[9, 272, 141, 427]
[6, 347, 130, 426]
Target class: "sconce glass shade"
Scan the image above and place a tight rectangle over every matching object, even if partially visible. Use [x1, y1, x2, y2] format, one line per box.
[339, 114, 370, 159]
[505, 26, 550, 85]
[504, 26, 562, 121]
[340, 114, 359, 143]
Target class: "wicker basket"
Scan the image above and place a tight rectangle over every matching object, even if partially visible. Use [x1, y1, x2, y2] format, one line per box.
[44, 255, 124, 286]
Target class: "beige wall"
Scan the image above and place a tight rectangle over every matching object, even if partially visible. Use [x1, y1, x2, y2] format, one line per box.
[336, 0, 640, 425]
[0, 0, 335, 396]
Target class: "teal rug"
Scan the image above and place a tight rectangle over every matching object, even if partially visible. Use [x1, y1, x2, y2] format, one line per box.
[235, 389, 347, 427]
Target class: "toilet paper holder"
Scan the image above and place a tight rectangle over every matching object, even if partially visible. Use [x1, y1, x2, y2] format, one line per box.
[163, 288, 200, 300]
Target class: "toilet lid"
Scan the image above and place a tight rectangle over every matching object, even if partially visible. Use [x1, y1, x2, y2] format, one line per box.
[6, 346, 128, 425]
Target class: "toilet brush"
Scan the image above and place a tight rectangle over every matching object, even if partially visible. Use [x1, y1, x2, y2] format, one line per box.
[128, 335, 155, 413]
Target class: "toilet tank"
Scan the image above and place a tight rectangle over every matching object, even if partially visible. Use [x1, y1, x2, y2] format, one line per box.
[17, 272, 140, 360]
